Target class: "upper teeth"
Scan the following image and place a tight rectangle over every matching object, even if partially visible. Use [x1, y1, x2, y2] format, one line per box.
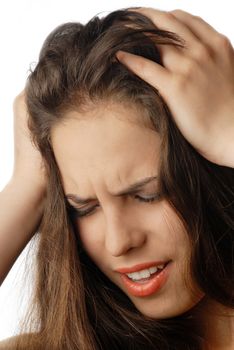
[126, 264, 165, 281]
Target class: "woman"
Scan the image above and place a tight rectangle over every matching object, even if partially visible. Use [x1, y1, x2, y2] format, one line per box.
[0, 7, 233, 350]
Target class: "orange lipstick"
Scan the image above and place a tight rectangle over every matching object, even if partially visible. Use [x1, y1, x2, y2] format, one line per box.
[118, 261, 171, 297]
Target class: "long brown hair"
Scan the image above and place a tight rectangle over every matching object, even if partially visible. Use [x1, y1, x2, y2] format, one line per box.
[15, 8, 234, 349]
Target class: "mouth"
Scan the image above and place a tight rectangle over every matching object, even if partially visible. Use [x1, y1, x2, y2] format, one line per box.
[118, 260, 172, 297]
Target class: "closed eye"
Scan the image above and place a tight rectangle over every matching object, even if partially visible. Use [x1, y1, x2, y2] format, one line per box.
[66, 192, 161, 218]
[134, 193, 161, 203]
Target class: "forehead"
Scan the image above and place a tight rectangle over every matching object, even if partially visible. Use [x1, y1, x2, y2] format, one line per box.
[50, 103, 161, 193]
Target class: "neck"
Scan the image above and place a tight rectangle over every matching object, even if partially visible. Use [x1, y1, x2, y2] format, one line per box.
[193, 297, 234, 350]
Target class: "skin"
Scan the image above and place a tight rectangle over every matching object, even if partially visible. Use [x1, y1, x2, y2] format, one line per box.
[117, 8, 234, 169]
[12, 91, 46, 187]
[51, 102, 203, 320]
[51, 102, 234, 349]
[11, 7, 233, 349]
[115, 9, 234, 348]
[0, 93, 46, 286]
[8, 9, 234, 350]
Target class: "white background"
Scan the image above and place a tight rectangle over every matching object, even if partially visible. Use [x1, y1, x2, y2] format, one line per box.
[0, 0, 233, 341]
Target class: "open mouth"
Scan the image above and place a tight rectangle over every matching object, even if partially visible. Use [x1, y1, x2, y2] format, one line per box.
[120, 261, 172, 297]
[125, 261, 170, 283]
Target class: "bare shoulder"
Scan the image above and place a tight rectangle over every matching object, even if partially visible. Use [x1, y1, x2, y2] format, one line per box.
[0, 333, 36, 349]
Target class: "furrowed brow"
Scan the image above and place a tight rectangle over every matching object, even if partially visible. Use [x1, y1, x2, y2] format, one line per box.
[65, 175, 158, 205]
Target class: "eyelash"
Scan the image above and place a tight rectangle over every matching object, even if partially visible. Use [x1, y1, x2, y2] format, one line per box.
[67, 193, 161, 218]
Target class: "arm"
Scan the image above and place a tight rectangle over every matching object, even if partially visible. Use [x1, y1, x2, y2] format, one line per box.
[0, 91, 47, 285]
[0, 178, 46, 285]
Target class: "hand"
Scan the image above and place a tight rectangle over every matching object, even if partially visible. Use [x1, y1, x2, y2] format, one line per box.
[116, 8, 234, 167]
[12, 90, 47, 188]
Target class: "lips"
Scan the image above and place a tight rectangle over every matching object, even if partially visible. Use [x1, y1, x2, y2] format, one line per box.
[116, 261, 172, 297]
[115, 260, 169, 274]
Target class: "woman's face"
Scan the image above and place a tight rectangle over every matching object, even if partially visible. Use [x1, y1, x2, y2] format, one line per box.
[51, 102, 203, 319]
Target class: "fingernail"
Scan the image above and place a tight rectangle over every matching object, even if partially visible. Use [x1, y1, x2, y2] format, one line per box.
[116, 50, 128, 61]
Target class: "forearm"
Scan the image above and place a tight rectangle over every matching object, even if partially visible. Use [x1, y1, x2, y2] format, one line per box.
[0, 177, 46, 285]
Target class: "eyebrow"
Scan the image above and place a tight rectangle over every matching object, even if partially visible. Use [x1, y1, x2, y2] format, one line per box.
[66, 175, 158, 205]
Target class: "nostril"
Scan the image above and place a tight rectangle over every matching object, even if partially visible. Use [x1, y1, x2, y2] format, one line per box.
[105, 231, 147, 257]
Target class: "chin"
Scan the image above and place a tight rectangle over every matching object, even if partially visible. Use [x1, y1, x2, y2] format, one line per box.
[129, 292, 204, 320]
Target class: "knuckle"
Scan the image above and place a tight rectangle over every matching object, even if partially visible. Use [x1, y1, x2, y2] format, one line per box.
[193, 14, 203, 21]
[194, 43, 211, 61]
[216, 34, 232, 50]
[170, 9, 185, 16]
[172, 73, 188, 90]
[182, 59, 198, 77]
[164, 12, 176, 21]
[170, 9, 201, 21]
[13, 91, 27, 113]
[13, 93, 24, 108]
[14, 90, 25, 100]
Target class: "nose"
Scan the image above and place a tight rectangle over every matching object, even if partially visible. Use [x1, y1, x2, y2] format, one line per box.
[104, 207, 146, 257]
